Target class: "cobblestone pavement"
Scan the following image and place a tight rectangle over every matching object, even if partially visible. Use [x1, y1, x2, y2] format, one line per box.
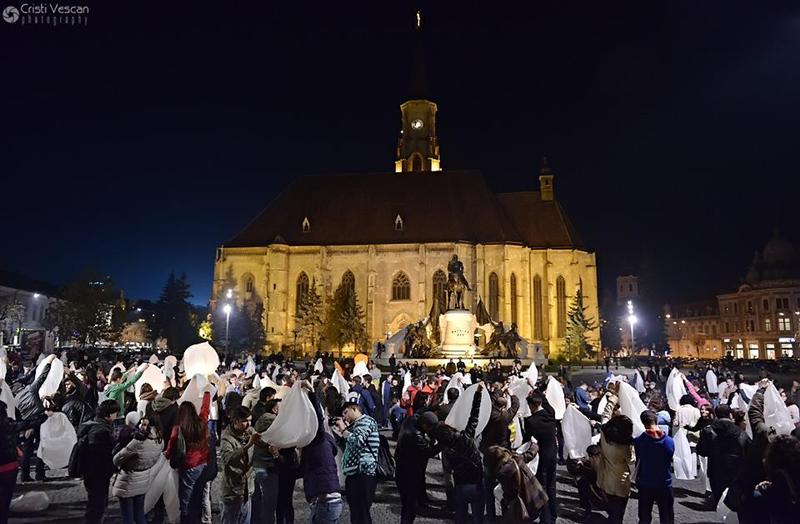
[10, 368, 720, 523]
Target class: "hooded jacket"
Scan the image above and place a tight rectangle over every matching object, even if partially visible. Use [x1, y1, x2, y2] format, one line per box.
[633, 428, 675, 488]
[480, 394, 520, 453]
[219, 426, 255, 503]
[112, 432, 163, 498]
[697, 417, 749, 490]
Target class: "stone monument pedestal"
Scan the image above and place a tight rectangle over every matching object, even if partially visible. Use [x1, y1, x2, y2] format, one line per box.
[438, 309, 478, 359]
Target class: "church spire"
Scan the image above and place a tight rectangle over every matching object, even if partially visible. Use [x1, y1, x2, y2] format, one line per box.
[395, 9, 441, 173]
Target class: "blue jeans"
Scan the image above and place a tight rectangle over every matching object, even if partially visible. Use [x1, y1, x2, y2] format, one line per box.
[454, 483, 484, 524]
[119, 494, 146, 524]
[310, 497, 343, 524]
[252, 468, 279, 524]
[221, 499, 251, 524]
[179, 464, 207, 523]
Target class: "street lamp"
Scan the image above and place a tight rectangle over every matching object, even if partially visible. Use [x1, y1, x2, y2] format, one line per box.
[628, 314, 637, 355]
[223, 303, 232, 355]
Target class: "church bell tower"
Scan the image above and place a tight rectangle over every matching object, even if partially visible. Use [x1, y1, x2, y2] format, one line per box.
[395, 11, 441, 173]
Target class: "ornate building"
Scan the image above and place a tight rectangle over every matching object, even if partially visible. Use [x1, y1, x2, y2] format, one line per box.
[666, 231, 799, 359]
[211, 22, 599, 358]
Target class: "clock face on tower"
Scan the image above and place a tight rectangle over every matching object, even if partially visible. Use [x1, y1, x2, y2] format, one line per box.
[411, 118, 424, 130]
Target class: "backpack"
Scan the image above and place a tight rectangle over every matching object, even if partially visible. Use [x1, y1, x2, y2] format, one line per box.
[169, 428, 186, 470]
[68, 421, 98, 478]
[375, 434, 395, 482]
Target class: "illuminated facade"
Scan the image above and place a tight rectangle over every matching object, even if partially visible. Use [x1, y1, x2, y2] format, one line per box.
[211, 19, 599, 357]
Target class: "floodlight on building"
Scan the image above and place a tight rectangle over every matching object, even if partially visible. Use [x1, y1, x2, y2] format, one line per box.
[223, 304, 232, 314]
[226, 289, 233, 299]
[33, 293, 40, 298]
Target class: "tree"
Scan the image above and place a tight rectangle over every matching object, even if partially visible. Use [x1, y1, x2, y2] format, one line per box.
[44, 271, 123, 346]
[324, 283, 368, 357]
[0, 292, 26, 346]
[600, 317, 622, 357]
[563, 286, 598, 363]
[296, 278, 323, 354]
[152, 272, 198, 354]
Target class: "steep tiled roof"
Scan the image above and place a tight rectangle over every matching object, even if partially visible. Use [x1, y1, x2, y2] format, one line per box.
[226, 170, 586, 250]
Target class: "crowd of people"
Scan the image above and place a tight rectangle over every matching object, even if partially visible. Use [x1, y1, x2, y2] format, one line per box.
[0, 347, 799, 524]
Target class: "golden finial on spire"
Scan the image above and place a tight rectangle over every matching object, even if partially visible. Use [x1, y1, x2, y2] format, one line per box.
[416, 10, 422, 31]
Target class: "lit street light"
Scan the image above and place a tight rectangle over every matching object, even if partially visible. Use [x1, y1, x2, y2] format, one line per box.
[627, 300, 637, 354]
[223, 303, 232, 355]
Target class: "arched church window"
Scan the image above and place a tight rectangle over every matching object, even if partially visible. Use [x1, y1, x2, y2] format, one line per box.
[395, 214, 404, 231]
[296, 272, 309, 314]
[556, 276, 567, 337]
[302, 217, 310, 233]
[432, 270, 447, 309]
[341, 270, 355, 294]
[510, 273, 518, 325]
[489, 272, 500, 320]
[533, 275, 543, 339]
[242, 273, 255, 294]
[392, 272, 411, 301]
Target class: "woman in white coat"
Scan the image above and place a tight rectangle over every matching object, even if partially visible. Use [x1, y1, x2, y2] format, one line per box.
[112, 419, 163, 524]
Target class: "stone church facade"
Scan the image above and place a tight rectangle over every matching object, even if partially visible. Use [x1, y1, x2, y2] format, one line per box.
[212, 25, 599, 358]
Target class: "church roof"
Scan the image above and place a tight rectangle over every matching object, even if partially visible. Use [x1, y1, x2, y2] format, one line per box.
[226, 170, 587, 250]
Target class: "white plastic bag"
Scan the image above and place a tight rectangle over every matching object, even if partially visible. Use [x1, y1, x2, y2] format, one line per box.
[545, 376, 566, 420]
[148, 354, 160, 364]
[760, 383, 795, 436]
[611, 379, 647, 437]
[633, 370, 646, 394]
[10, 491, 50, 513]
[331, 369, 350, 398]
[706, 369, 718, 394]
[37, 412, 77, 469]
[262, 382, 319, 448]
[401, 370, 411, 398]
[521, 362, 538, 386]
[0, 358, 6, 381]
[244, 356, 256, 377]
[1, 380, 15, 419]
[442, 373, 464, 405]
[673, 427, 697, 480]
[562, 404, 593, 459]
[136, 365, 167, 400]
[352, 361, 370, 378]
[34, 357, 64, 399]
[314, 359, 323, 373]
[178, 374, 215, 413]
[144, 454, 180, 522]
[716, 487, 740, 523]
[666, 368, 686, 411]
[509, 377, 532, 418]
[182, 342, 220, 378]
[445, 383, 491, 433]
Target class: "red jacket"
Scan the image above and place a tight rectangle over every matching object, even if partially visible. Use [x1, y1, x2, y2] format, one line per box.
[165, 392, 211, 470]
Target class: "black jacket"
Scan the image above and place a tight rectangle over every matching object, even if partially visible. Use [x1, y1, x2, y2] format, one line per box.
[62, 373, 93, 428]
[479, 394, 519, 453]
[523, 398, 558, 466]
[77, 417, 115, 479]
[16, 363, 51, 420]
[0, 412, 46, 466]
[441, 388, 483, 486]
[697, 418, 749, 488]
[395, 413, 441, 479]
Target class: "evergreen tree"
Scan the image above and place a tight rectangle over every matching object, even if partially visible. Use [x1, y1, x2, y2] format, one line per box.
[296, 278, 323, 354]
[564, 286, 598, 362]
[324, 283, 368, 357]
[153, 272, 198, 354]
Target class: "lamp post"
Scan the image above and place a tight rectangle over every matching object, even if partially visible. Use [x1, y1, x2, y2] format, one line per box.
[627, 300, 637, 355]
[223, 303, 232, 356]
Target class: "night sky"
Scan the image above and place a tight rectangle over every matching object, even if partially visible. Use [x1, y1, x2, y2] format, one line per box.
[2, 2, 798, 306]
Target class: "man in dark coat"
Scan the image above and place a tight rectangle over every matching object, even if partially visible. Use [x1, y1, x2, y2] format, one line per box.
[480, 385, 519, 521]
[697, 403, 750, 505]
[523, 392, 558, 524]
[395, 411, 441, 523]
[62, 372, 93, 428]
[77, 399, 120, 524]
[17, 354, 55, 481]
